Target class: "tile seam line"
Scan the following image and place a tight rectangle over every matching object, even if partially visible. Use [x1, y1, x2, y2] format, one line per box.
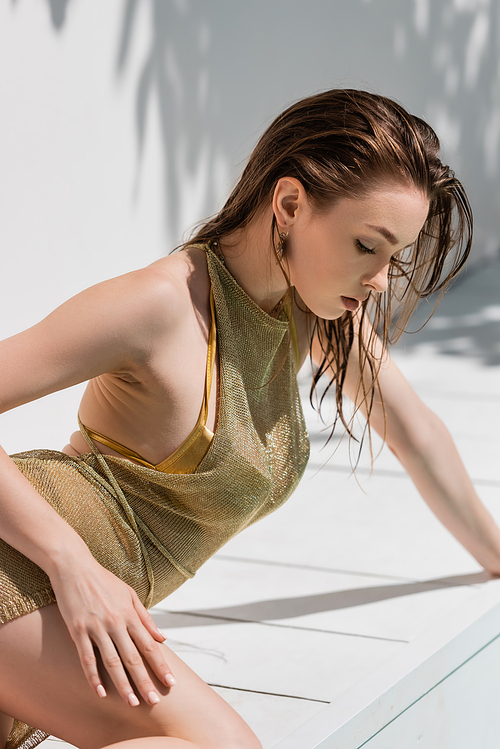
[164, 610, 410, 643]
[355, 628, 500, 748]
[208, 682, 330, 704]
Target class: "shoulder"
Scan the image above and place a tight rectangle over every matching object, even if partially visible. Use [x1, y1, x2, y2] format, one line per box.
[120, 252, 194, 332]
[140, 246, 212, 335]
[0, 249, 210, 413]
[26, 249, 205, 369]
[80, 249, 207, 350]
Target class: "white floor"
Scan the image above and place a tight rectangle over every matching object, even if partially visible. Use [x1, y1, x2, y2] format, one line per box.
[35, 261, 500, 747]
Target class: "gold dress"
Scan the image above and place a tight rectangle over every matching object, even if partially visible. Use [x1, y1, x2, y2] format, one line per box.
[1, 247, 310, 749]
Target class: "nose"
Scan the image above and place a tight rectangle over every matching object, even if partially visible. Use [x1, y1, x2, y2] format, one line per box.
[364, 263, 389, 294]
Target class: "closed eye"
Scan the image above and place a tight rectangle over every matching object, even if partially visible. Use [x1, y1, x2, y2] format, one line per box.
[356, 240, 376, 255]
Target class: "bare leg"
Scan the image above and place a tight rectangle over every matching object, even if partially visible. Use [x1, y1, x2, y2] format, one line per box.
[0, 604, 261, 749]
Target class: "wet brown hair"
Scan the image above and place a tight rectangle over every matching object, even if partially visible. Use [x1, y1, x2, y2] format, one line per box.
[186, 89, 472, 443]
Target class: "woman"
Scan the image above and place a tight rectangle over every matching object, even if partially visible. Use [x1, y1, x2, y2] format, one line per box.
[1, 89, 499, 749]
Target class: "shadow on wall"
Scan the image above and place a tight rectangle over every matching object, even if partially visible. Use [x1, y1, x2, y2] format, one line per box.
[45, 0, 71, 29]
[16, 0, 500, 258]
[115, 0, 230, 247]
[11, 0, 72, 30]
[394, 0, 500, 263]
[13, 0, 231, 246]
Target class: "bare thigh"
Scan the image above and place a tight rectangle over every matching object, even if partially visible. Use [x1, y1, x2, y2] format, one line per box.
[0, 604, 261, 749]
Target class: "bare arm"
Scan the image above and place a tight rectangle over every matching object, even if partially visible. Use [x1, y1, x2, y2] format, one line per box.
[311, 324, 500, 575]
[0, 263, 187, 703]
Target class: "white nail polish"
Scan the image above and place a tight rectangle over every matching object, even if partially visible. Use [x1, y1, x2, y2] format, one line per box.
[148, 691, 160, 705]
[128, 693, 140, 707]
[97, 685, 106, 698]
[165, 673, 177, 687]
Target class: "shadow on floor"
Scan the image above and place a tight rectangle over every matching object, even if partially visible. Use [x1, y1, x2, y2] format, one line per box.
[152, 570, 492, 629]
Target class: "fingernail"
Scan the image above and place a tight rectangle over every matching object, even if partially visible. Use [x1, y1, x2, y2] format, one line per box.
[97, 685, 107, 698]
[128, 693, 140, 707]
[156, 627, 167, 640]
[148, 691, 160, 705]
[165, 674, 177, 687]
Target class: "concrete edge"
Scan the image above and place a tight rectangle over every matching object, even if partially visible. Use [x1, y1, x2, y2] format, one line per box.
[273, 578, 500, 749]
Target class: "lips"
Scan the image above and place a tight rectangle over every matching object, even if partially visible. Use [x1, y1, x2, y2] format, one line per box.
[340, 296, 360, 311]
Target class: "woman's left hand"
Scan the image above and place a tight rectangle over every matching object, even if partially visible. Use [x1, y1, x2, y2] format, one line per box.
[48, 551, 176, 706]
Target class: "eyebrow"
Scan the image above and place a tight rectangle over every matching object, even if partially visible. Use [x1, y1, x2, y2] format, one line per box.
[365, 224, 399, 246]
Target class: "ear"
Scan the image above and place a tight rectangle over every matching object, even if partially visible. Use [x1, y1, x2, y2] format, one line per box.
[272, 177, 308, 231]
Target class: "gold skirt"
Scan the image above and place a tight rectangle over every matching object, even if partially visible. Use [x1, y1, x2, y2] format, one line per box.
[2, 449, 187, 749]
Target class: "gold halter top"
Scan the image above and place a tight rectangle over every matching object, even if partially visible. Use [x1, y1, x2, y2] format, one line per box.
[80, 259, 301, 475]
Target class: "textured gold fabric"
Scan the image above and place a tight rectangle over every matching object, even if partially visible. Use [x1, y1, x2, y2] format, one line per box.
[1, 246, 310, 749]
[82, 289, 217, 474]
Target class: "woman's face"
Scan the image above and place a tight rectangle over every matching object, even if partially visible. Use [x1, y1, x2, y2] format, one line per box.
[284, 183, 430, 320]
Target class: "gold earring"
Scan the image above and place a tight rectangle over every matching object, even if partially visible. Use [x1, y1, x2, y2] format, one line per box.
[276, 231, 288, 262]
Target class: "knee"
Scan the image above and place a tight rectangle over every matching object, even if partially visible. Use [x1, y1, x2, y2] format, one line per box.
[236, 735, 262, 749]
[216, 737, 262, 749]
[208, 726, 262, 749]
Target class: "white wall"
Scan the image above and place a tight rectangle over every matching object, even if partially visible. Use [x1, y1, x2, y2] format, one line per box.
[0, 0, 498, 450]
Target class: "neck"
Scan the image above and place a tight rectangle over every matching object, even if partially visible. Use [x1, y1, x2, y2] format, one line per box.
[216, 209, 289, 314]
